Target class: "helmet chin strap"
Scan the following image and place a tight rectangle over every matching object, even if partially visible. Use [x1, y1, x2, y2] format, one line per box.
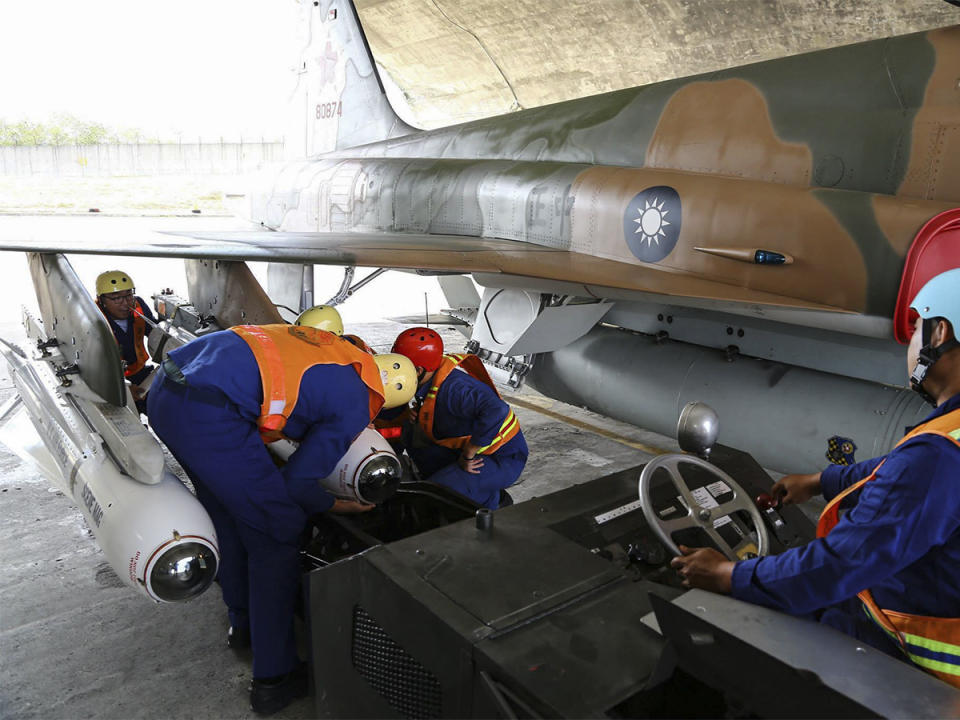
[910, 318, 960, 406]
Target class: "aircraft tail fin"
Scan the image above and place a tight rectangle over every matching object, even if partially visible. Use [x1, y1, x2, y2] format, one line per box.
[286, 0, 413, 157]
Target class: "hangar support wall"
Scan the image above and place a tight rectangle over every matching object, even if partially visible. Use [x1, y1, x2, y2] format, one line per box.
[357, 0, 959, 129]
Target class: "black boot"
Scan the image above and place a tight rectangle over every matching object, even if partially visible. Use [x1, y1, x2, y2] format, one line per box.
[498, 489, 514, 508]
[227, 625, 251, 650]
[250, 663, 309, 715]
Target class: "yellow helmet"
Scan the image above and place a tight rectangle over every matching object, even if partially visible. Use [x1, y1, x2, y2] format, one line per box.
[96, 270, 135, 296]
[295, 304, 343, 336]
[374, 353, 417, 409]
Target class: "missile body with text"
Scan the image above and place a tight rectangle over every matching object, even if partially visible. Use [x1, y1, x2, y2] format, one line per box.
[0, 313, 219, 603]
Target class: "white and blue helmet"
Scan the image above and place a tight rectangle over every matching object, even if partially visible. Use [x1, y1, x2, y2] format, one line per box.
[909, 268, 960, 404]
[910, 268, 960, 327]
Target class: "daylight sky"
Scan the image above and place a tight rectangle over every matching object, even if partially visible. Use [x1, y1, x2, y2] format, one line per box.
[1, 1, 299, 140]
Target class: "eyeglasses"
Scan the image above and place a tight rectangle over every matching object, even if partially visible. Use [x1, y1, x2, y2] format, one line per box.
[103, 292, 135, 304]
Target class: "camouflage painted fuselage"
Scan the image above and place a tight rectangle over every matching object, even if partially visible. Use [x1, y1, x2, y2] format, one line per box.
[257, 25, 959, 324]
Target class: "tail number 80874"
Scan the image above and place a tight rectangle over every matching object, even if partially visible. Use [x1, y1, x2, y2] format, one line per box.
[316, 101, 343, 120]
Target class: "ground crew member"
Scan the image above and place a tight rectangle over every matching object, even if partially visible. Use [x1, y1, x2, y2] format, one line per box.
[390, 327, 527, 509]
[147, 324, 416, 714]
[295, 304, 372, 353]
[671, 268, 960, 688]
[94, 270, 157, 411]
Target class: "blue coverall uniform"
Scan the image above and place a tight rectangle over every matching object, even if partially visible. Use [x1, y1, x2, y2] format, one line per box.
[731, 393, 960, 662]
[103, 296, 156, 385]
[409, 369, 527, 509]
[147, 330, 371, 678]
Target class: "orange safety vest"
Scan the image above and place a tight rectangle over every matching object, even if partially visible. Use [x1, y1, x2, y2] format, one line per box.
[231, 324, 385, 443]
[418, 353, 520, 455]
[96, 299, 150, 378]
[816, 408, 960, 688]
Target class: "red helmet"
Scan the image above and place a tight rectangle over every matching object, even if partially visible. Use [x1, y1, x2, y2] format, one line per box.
[392, 327, 444, 371]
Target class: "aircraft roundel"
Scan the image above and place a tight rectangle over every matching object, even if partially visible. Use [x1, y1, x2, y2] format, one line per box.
[623, 186, 681, 263]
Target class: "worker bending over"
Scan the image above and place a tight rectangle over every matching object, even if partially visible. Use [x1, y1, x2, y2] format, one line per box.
[390, 327, 527, 509]
[672, 269, 960, 688]
[148, 323, 416, 714]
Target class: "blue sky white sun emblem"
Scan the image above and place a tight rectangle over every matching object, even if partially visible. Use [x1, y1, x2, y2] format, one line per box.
[623, 186, 681, 263]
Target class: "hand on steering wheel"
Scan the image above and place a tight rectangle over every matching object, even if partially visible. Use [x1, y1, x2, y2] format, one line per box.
[638, 454, 769, 561]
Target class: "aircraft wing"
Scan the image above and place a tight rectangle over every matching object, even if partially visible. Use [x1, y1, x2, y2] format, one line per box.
[0, 227, 844, 312]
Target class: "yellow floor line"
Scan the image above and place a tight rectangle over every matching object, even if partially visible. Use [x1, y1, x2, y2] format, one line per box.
[507, 395, 671, 456]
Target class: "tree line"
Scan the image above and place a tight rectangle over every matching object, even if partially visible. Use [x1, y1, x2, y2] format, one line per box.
[0, 114, 146, 146]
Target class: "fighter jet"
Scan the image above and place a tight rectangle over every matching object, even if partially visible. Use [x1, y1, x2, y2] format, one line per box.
[1, 5, 959, 716]
[2, 1, 957, 478]
[247, 1, 960, 476]
[1, 0, 958, 577]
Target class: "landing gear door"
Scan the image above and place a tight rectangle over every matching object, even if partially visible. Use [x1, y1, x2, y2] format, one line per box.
[185, 259, 284, 329]
[267, 262, 313, 323]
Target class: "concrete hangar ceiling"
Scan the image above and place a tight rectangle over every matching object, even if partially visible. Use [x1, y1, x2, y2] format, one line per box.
[356, 0, 959, 130]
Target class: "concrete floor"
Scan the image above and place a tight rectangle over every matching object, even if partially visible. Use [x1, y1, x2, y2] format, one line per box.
[0, 317, 684, 719]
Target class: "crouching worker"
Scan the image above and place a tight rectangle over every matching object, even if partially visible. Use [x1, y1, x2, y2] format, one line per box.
[94, 270, 157, 413]
[390, 327, 528, 509]
[147, 324, 416, 714]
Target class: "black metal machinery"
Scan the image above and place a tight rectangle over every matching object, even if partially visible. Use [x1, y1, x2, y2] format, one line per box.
[302, 446, 960, 718]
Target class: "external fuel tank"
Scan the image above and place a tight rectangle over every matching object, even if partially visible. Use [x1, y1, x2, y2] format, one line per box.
[527, 325, 928, 473]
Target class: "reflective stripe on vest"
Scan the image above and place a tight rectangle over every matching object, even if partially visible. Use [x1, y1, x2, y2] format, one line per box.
[418, 353, 520, 454]
[860, 596, 960, 684]
[231, 324, 385, 443]
[96, 299, 150, 378]
[816, 408, 960, 688]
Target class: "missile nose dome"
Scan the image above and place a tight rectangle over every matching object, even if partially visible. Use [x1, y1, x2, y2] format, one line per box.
[356, 454, 402, 504]
[148, 541, 219, 602]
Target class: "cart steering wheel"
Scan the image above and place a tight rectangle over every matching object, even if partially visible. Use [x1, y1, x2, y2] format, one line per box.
[638, 454, 769, 561]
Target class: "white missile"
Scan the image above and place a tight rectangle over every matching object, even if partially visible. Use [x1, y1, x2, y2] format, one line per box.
[0, 319, 219, 603]
[269, 426, 403, 504]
